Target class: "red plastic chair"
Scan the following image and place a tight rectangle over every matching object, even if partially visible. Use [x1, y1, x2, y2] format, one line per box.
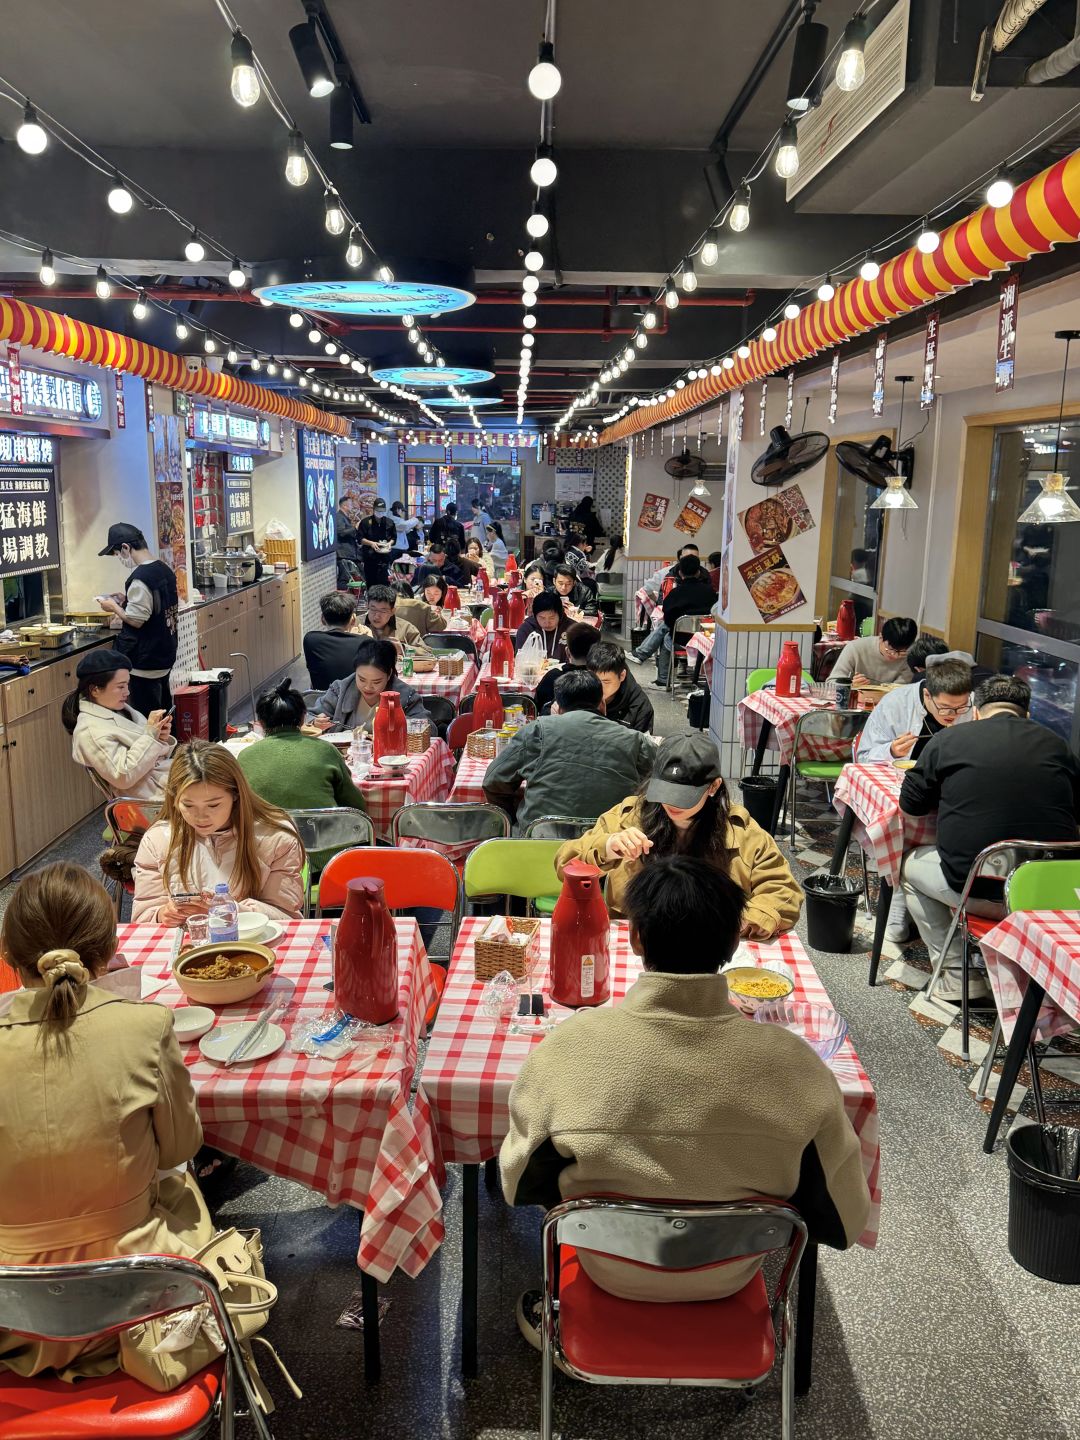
[0, 962, 18, 996]
[447, 713, 479, 754]
[539, 1197, 806, 1440]
[0, 1253, 272, 1439]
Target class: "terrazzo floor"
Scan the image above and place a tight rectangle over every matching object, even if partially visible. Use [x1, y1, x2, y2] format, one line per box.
[5, 662, 1080, 1438]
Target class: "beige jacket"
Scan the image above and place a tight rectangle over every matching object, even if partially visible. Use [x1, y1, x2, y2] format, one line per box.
[132, 818, 304, 924]
[71, 699, 176, 800]
[500, 970, 870, 1300]
[367, 616, 431, 653]
[0, 984, 213, 1382]
[556, 798, 803, 936]
[395, 596, 447, 637]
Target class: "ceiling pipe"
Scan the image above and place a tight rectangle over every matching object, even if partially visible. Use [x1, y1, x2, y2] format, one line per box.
[993, 0, 1050, 50]
[712, 0, 807, 150]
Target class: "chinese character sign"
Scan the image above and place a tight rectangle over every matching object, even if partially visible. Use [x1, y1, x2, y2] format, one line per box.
[784, 370, 795, 428]
[115, 372, 126, 429]
[872, 334, 887, 417]
[759, 379, 768, 438]
[920, 309, 940, 409]
[298, 429, 338, 560]
[828, 353, 840, 425]
[996, 275, 1019, 393]
[8, 344, 22, 416]
[0, 463, 60, 579]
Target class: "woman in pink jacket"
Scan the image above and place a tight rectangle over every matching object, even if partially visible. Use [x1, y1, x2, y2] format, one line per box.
[132, 740, 304, 927]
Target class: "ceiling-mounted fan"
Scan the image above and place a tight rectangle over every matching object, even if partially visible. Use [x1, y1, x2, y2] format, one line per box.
[751, 425, 830, 487]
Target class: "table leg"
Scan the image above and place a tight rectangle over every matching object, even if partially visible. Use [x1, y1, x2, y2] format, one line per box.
[462, 1162, 479, 1378]
[751, 719, 773, 777]
[769, 763, 790, 837]
[868, 878, 892, 986]
[794, 1240, 818, 1397]
[829, 809, 856, 875]
[360, 1270, 381, 1383]
[484, 1156, 499, 1189]
[983, 980, 1046, 1153]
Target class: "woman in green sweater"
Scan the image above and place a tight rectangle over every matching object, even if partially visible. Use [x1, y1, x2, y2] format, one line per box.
[237, 679, 367, 818]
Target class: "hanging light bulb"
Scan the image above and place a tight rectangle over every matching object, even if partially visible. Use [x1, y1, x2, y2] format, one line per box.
[298, 375, 308, 387]
[784, 300, 801, 320]
[775, 119, 800, 180]
[762, 325, 778, 342]
[729, 184, 751, 233]
[324, 189, 345, 235]
[107, 173, 134, 214]
[638, 307, 656, 332]
[227, 347, 238, 364]
[528, 39, 562, 100]
[250, 354, 261, 371]
[522, 291, 537, 308]
[859, 253, 880, 281]
[1017, 471, 1080, 523]
[16, 100, 47, 155]
[836, 14, 870, 93]
[916, 221, 940, 253]
[288, 311, 305, 329]
[289, 18, 334, 97]
[664, 280, 679, 310]
[345, 228, 364, 267]
[710, 363, 723, 376]
[325, 341, 338, 356]
[522, 334, 535, 349]
[95, 267, 111, 300]
[870, 473, 918, 511]
[203, 335, 216, 354]
[184, 230, 205, 263]
[680, 257, 698, 293]
[986, 170, 1014, 208]
[523, 312, 537, 329]
[132, 291, 148, 320]
[407, 327, 420, 343]
[285, 129, 309, 186]
[635, 331, 648, 349]
[283, 366, 294, 380]
[266, 359, 278, 376]
[352, 359, 366, 372]
[523, 273, 540, 293]
[530, 142, 558, 187]
[230, 29, 260, 106]
[817, 275, 835, 301]
[700, 228, 720, 267]
[228, 258, 246, 288]
[737, 343, 751, 359]
[690, 479, 711, 498]
[174, 319, 189, 340]
[304, 328, 320, 348]
[526, 204, 549, 239]
[524, 248, 544, 271]
[722, 356, 735, 370]
[378, 265, 394, 283]
[38, 248, 55, 286]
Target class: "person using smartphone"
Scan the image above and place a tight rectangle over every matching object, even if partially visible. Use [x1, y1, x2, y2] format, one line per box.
[62, 649, 175, 800]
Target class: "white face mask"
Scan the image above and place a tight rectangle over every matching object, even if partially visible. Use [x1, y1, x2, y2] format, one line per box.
[117, 548, 136, 571]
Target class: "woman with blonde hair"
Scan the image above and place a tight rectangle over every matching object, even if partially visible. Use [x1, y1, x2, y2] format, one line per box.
[0, 863, 214, 1387]
[133, 739, 304, 926]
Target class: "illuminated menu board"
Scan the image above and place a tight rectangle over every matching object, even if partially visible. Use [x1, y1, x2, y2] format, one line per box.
[0, 443, 60, 579]
[0, 361, 103, 422]
[298, 429, 337, 560]
[191, 406, 271, 449]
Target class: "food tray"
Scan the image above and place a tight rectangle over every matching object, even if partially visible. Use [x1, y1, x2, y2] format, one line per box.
[438, 652, 465, 677]
[474, 916, 542, 981]
[411, 656, 437, 674]
[19, 624, 74, 649]
[0, 642, 40, 661]
[406, 722, 432, 754]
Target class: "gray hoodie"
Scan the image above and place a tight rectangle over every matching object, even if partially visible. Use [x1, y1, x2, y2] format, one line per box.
[315, 675, 429, 732]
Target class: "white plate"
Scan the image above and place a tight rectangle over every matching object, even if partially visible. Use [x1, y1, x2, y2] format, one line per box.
[199, 1020, 286, 1066]
[253, 919, 285, 947]
[171, 1005, 216, 1042]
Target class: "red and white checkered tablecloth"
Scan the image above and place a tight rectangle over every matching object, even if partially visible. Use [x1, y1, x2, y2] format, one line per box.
[738, 690, 849, 765]
[118, 919, 442, 1281]
[832, 763, 937, 888]
[475, 660, 542, 696]
[979, 910, 1080, 1044]
[352, 738, 456, 839]
[446, 755, 493, 806]
[408, 660, 478, 707]
[634, 587, 662, 625]
[412, 919, 881, 1251]
[686, 631, 714, 664]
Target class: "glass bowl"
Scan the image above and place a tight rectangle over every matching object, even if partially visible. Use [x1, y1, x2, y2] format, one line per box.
[753, 999, 849, 1060]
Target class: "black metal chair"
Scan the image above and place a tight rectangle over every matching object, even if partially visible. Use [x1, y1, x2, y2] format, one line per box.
[523, 815, 595, 842]
[424, 632, 480, 663]
[421, 694, 456, 738]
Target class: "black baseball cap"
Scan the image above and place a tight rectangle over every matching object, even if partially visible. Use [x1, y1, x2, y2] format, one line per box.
[76, 648, 131, 679]
[645, 734, 723, 808]
[98, 523, 145, 555]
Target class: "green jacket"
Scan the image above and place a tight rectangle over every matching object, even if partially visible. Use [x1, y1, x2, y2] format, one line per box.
[236, 730, 366, 815]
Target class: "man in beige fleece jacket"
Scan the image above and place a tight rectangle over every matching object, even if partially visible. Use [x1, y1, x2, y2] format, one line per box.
[501, 855, 870, 1350]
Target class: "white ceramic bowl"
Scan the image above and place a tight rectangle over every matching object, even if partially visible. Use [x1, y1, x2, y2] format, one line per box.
[173, 942, 275, 1005]
[171, 1005, 216, 1042]
[236, 911, 268, 942]
[378, 753, 410, 772]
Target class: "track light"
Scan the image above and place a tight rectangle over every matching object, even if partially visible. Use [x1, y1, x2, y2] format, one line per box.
[787, 14, 829, 112]
[204, 335, 216, 353]
[285, 129, 309, 186]
[175, 319, 189, 340]
[860, 254, 880, 281]
[775, 119, 800, 180]
[184, 230, 205, 264]
[530, 142, 558, 188]
[784, 300, 800, 320]
[289, 19, 334, 98]
[38, 248, 55, 286]
[836, 14, 869, 93]
[526, 204, 549, 239]
[664, 280, 679, 310]
[16, 100, 47, 155]
[95, 267, 111, 300]
[345, 228, 364, 267]
[107, 173, 134, 214]
[700, 228, 720, 267]
[817, 275, 835, 301]
[330, 82, 353, 149]
[133, 291, 148, 320]
[524, 248, 544, 272]
[680, 257, 698, 292]
[324, 189, 345, 235]
[729, 185, 751, 232]
[916, 221, 940, 253]
[762, 325, 778, 342]
[228, 259, 246, 288]
[987, 171, 1014, 208]
[230, 29, 260, 106]
[528, 39, 562, 100]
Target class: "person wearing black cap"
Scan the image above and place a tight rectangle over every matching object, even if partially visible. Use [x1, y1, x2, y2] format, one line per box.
[556, 732, 802, 936]
[61, 648, 175, 800]
[357, 498, 397, 589]
[97, 523, 178, 718]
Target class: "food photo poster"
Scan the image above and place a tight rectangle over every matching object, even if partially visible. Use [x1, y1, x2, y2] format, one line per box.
[737, 545, 807, 622]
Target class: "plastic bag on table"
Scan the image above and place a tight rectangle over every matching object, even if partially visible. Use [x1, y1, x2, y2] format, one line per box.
[515, 630, 547, 683]
[480, 970, 520, 1022]
[290, 1008, 394, 1061]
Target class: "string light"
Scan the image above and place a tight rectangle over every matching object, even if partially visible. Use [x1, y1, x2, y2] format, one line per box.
[729, 185, 751, 233]
[229, 29, 260, 106]
[345, 228, 364, 267]
[528, 40, 562, 100]
[643, 307, 658, 330]
[526, 204, 549, 239]
[860, 253, 880, 281]
[203, 335, 216, 353]
[107, 173, 134, 214]
[775, 119, 800, 180]
[285, 129, 309, 186]
[987, 171, 1014, 208]
[916, 221, 940, 253]
[133, 291, 148, 320]
[324, 189, 345, 235]
[175, 319, 189, 340]
[531, 142, 558, 187]
[38, 248, 55, 286]
[523, 313, 537, 329]
[817, 275, 835, 301]
[95, 267, 111, 299]
[16, 100, 47, 154]
[762, 324, 778, 342]
[378, 265, 394, 283]
[635, 331, 648, 349]
[228, 258, 246, 288]
[680, 257, 698, 293]
[289, 311, 304, 328]
[784, 300, 801, 320]
[227, 346, 238, 364]
[524, 248, 544, 271]
[836, 14, 869, 92]
[664, 280, 679, 310]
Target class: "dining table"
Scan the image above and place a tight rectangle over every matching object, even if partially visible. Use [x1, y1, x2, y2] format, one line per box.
[119, 918, 441, 1382]
[410, 918, 881, 1394]
[737, 688, 817, 833]
[446, 753, 495, 806]
[407, 658, 479, 710]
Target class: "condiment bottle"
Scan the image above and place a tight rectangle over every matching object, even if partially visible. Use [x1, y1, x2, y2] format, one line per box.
[372, 689, 407, 761]
[550, 861, 610, 1008]
[333, 877, 398, 1024]
[775, 640, 803, 698]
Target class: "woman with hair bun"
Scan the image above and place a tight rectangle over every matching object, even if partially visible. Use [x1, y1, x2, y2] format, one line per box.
[236, 677, 367, 815]
[0, 862, 214, 1388]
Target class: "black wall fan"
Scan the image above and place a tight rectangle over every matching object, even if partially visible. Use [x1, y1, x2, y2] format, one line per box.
[835, 434, 915, 490]
[665, 448, 710, 480]
[751, 426, 830, 487]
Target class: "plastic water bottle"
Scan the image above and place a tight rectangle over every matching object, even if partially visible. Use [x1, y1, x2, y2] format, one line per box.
[207, 883, 239, 944]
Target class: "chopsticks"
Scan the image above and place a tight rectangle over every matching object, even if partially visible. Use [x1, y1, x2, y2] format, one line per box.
[224, 999, 287, 1067]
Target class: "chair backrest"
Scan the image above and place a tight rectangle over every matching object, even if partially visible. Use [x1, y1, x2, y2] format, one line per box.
[288, 806, 374, 858]
[479, 606, 494, 626]
[390, 801, 510, 850]
[84, 766, 114, 802]
[1007, 858, 1080, 912]
[954, 837, 1080, 909]
[422, 693, 456, 737]
[859, 616, 875, 637]
[302, 688, 322, 711]
[317, 845, 461, 926]
[425, 632, 479, 662]
[672, 613, 708, 642]
[464, 837, 563, 904]
[791, 707, 867, 765]
[447, 714, 479, 753]
[523, 815, 595, 842]
[460, 690, 537, 719]
[104, 796, 162, 842]
[746, 667, 776, 694]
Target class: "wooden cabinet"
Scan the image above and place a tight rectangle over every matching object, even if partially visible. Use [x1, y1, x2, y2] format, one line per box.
[193, 575, 302, 706]
[6, 701, 103, 868]
[0, 727, 16, 880]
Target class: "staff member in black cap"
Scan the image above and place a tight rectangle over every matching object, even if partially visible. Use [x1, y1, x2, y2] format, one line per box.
[61, 648, 175, 800]
[97, 523, 178, 717]
[357, 498, 397, 589]
[555, 732, 802, 936]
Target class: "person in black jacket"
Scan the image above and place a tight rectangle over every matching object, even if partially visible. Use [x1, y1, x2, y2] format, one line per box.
[900, 673, 1080, 1002]
[588, 640, 654, 733]
[358, 497, 397, 588]
[552, 564, 597, 616]
[533, 622, 597, 713]
[652, 555, 715, 690]
[303, 591, 372, 690]
[514, 591, 570, 660]
[96, 523, 179, 716]
[429, 502, 467, 552]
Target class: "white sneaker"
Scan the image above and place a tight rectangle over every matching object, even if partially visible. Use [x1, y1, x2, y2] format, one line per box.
[885, 923, 915, 945]
[934, 969, 991, 1003]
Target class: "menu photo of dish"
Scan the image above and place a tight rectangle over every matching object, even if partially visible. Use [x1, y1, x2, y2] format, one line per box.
[636, 492, 669, 532]
[738, 484, 816, 556]
[737, 546, 807, 622]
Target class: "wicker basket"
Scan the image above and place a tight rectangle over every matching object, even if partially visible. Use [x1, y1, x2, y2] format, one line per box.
[466, 727, 498, 760]
[473, 916, 542, 982]
[411, 655, 437, 674]
[438, 652, 465, 677]
[262, 538, 296, 567]
[406, 722, 432, 754]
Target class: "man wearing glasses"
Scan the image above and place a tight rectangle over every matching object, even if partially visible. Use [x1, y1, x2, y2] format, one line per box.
[831, 615, 917, 687]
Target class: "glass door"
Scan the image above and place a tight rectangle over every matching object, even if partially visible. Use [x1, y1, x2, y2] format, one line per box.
[827, 446, 883, 630]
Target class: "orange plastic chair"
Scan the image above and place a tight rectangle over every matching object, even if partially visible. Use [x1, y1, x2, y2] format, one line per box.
[0, 960, 18, 995]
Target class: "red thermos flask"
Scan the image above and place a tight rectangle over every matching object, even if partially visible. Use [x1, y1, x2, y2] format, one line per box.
[333, 878, 398, 1024]
[835, 599, 857, 641]
[550, 861, 610, 1008]
[489, 627, 515, 681]
[775, 640, 803, 698]
[372, 690, 407, 761]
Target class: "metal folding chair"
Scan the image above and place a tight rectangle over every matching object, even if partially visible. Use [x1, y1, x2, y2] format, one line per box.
[389, 800, 509, 859]
[539, 1197, 807, 1440]
[785, 709, 867, 844]
[316, 845, 462, 944]
[668, 613, 709, 695]
[101, 797, 163, 921]
[424, 632, 480, 663]
[523, 815, 596, 843]
[459, 690, 537, 719]
[463, 837, 563, 916]
[288, 807, 375, 914]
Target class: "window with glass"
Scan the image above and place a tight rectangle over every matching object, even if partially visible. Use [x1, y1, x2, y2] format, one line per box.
[977, 420, 1080, 747]
[827, 448, 883, 629]
[402, 462, 522, 553]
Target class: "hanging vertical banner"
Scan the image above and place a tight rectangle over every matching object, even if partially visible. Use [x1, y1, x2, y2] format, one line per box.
[480, 445, 489, 464]
[115, 373, 126, 429]
[360, 439, 369, 460]
[996, 274, 1020, 392]
[185, 405, 195, 439]
[547, 446, 555, 465]
[872, 333, 887, 417]
[510, 446, 519, 465]
[784, 370, 795, 428]
[920, 309, 940, 409]
[8, 344, 22, 416]
[278, 418, 284, 450]
[759, 379, 768, 437]
[290, 424, 296, 451]
[828, 353, 840, 425]
[734, 390, 745, 441]
[397, 444, 406, 462]
[145, 379, 155, 433]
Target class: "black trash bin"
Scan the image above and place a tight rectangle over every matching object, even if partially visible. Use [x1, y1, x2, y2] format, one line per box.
[803, 873, 861, 953]
[740, 775, 778, 832]
[1006, 1123, 1080, 1283]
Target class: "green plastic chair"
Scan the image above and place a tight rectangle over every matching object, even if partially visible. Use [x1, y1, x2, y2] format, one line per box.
[859, 617, 875, 637]
[786, 709, 867, 843]
[746, 667, 776, 695]
[479, 606, 494, 626]
[1005, 859, 1080, 912]
[464, 837, 564, 916]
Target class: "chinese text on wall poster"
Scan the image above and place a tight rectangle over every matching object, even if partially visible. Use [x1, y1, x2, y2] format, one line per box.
[0, 463, 60, 579]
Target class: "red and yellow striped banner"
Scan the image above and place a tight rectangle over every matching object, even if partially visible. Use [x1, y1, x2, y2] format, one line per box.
[0, 297, 352, 438]
[600, 147, 1080, 445]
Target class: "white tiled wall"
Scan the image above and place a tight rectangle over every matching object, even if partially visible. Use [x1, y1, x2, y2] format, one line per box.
[171, 607, 201, 689]
[300, 553, 338, 637]
[709, 627, 815, 782]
